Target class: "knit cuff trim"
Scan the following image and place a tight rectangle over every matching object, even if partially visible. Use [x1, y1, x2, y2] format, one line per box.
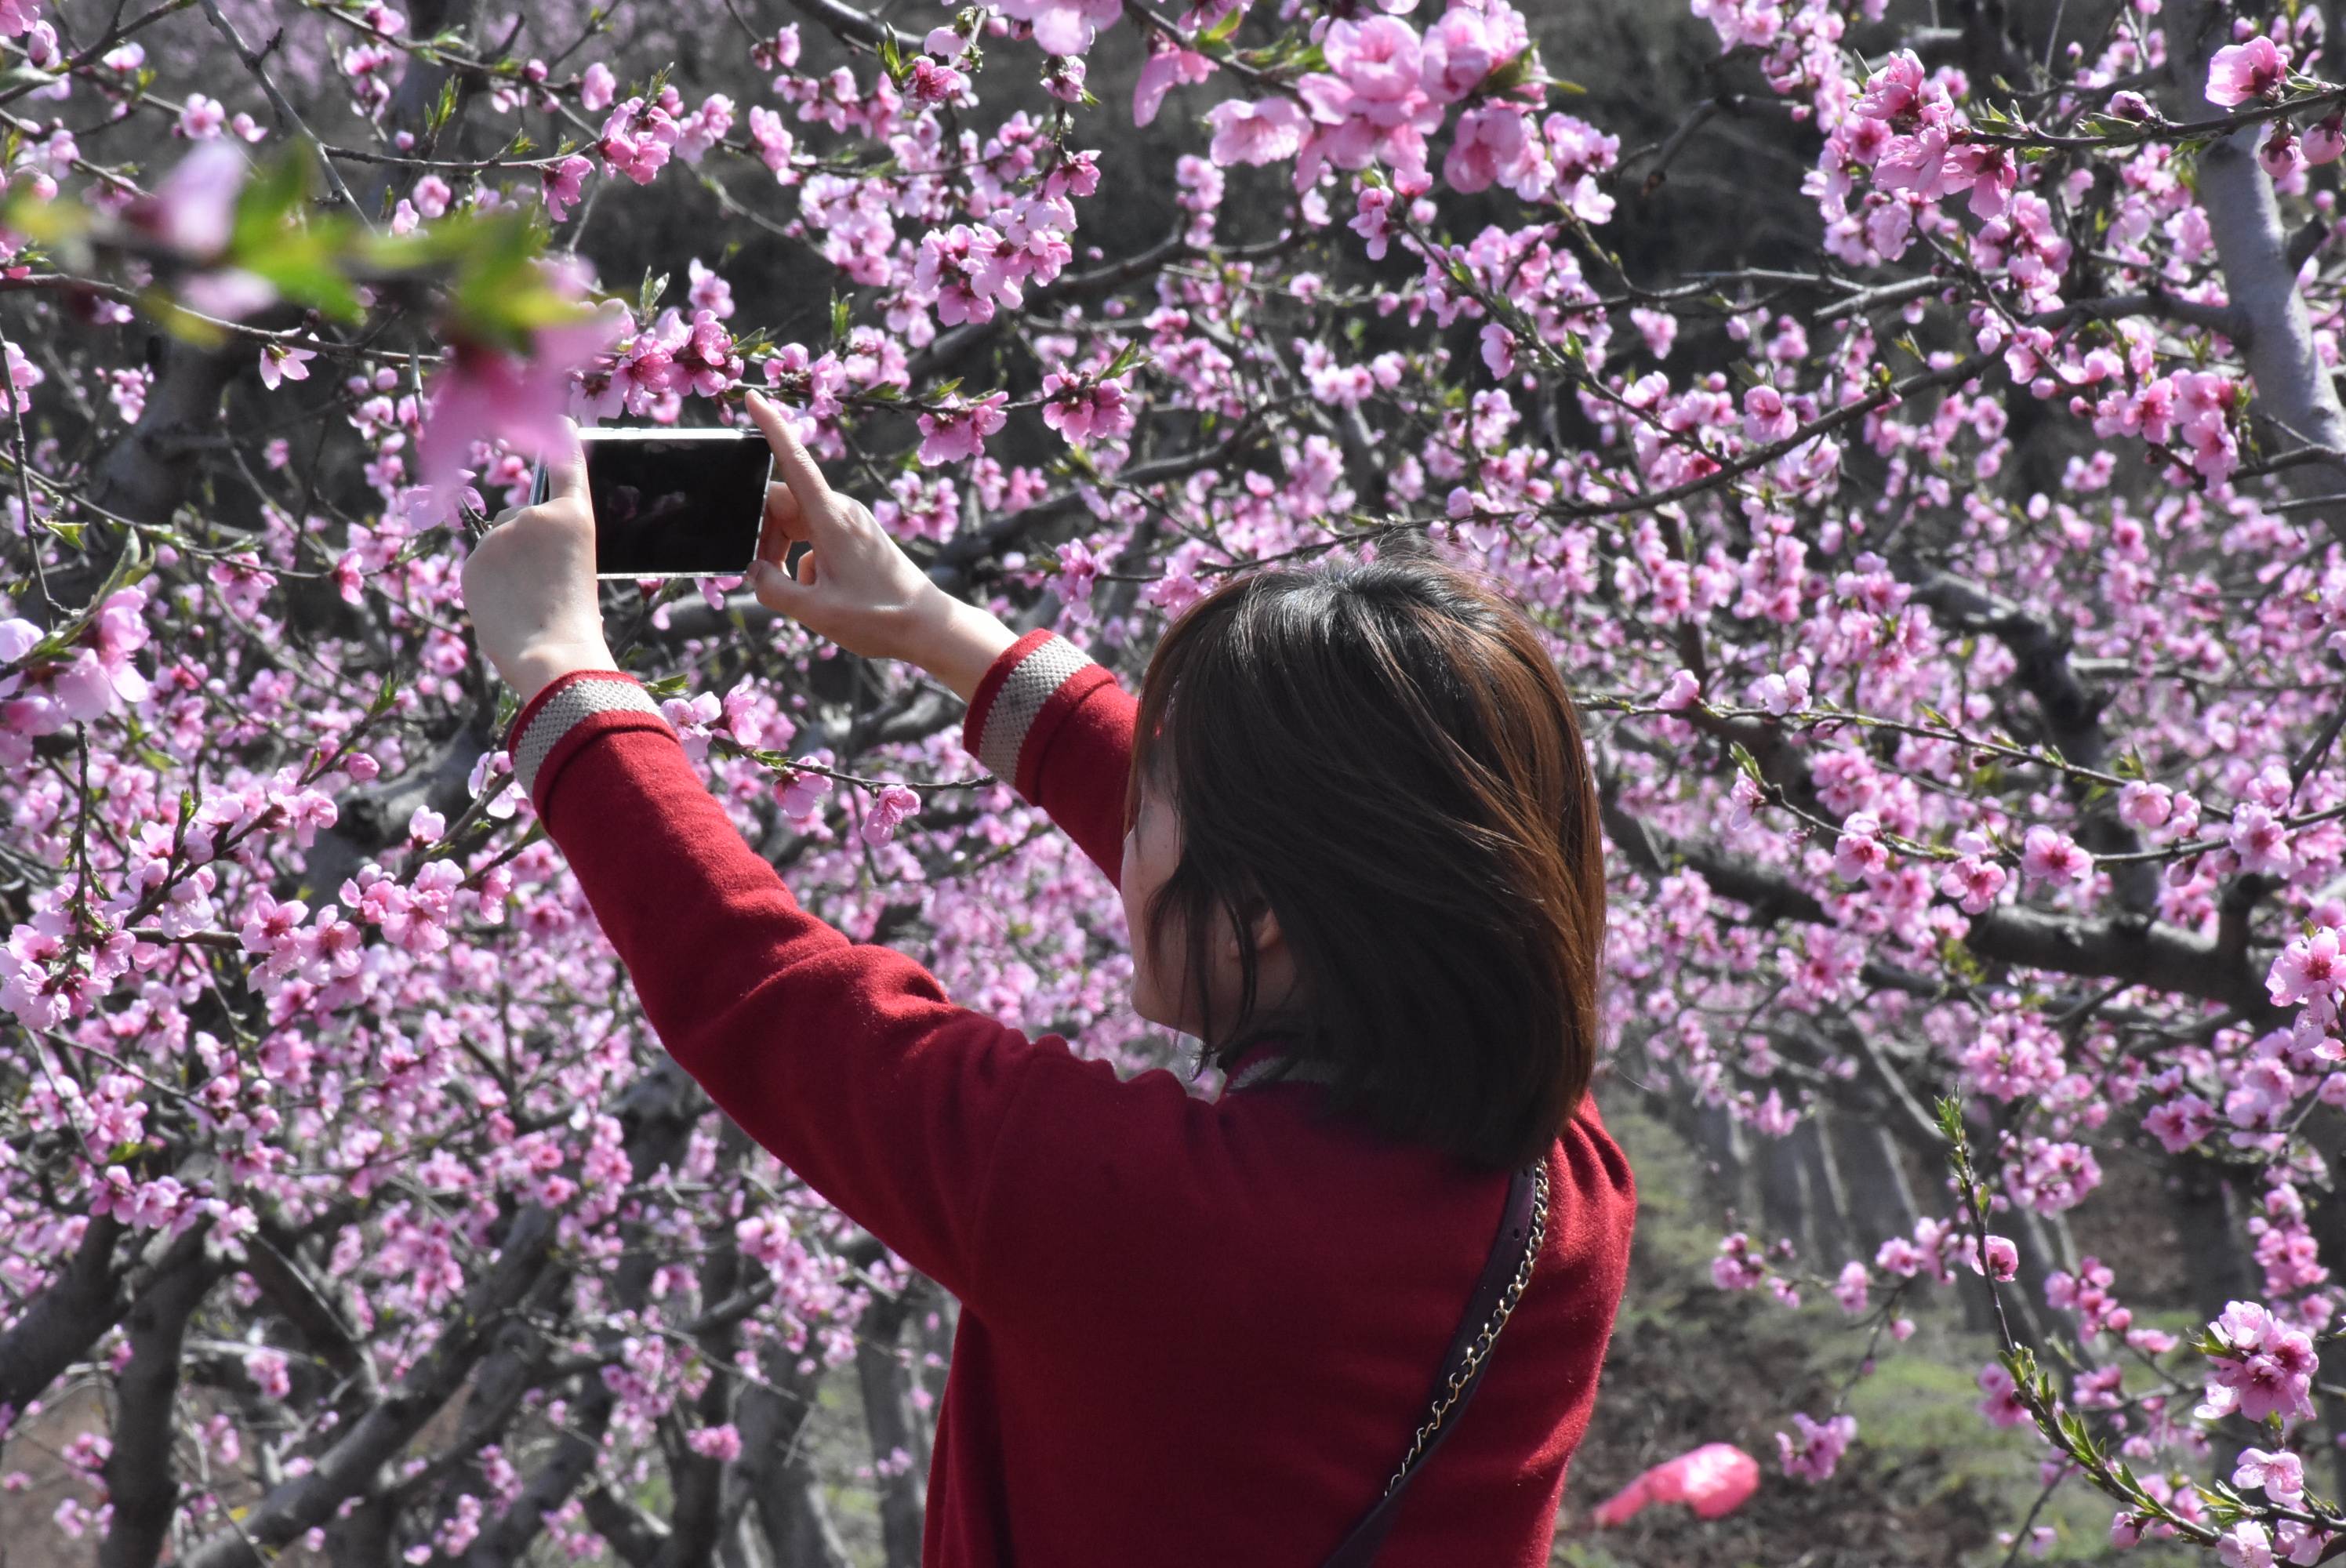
[506, 670, 673, 811]
[966, 632, 1097, 789]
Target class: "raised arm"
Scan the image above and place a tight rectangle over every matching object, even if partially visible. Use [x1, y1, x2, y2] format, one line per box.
[503, 677, 1055, 1304]
[728, 391, 1136, 885]
[960, 630, 1135, 887]
[461, 412, 1099, 1305]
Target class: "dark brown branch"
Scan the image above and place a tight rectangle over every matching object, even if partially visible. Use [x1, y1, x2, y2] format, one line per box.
[177, 1205, 563, 1568]
[0, 1216, 209, 1420]
[97, 1258, 216, 1568]
[580, 1490, 668, 1568]
[780, 0, 918, 52]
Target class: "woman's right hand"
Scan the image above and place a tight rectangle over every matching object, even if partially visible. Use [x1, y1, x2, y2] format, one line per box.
[742, 390, 1016, 702]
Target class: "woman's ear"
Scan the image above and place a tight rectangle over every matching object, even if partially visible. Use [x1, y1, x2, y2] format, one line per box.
[1222, 895, 1283, 960]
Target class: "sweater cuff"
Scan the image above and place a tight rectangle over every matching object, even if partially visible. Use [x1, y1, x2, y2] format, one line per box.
[504, 670, 677, 815]
[961, 630, 1110, 799]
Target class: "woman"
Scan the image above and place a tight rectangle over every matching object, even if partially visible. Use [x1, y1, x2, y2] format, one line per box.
[461, 390, 1636, 1565]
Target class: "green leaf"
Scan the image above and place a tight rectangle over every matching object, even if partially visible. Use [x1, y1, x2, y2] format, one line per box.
[427, 75, 461, 138]
[638, 268, 670, 321]
[136, 285, 232, 350]
[443, 211, 590, 353]
[1482, 45, 1540, 99]
[230, 147, 314, 257]
[1102, 342, 1152, 380]
[237, 225, 365, 321]
[0, 183, 88, 244]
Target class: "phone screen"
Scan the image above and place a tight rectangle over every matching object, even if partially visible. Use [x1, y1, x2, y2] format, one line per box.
[577, 433, 772, 579]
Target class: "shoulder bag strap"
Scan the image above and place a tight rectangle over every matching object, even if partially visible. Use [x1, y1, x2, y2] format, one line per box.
[1320, 1156, 1551, 1568]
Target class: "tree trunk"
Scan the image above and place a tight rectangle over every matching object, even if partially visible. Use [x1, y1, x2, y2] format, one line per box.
[1827, 1112, 1919, 1255]
[739, 1350, 852, 1568]
[98, 1260, 216, 1568]
[855, 1286, 929, 1568]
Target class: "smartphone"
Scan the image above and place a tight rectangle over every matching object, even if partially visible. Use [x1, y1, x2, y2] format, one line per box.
[528, 426, 774, 579]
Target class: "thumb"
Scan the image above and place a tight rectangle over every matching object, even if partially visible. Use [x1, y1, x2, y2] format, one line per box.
[543, 418, 590, 505]
[747, 554, 815, 614]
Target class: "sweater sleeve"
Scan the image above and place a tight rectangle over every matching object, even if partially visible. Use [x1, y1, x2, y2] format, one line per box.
[506, 669, 1062, 1308]
[961, 629, 1135, 887]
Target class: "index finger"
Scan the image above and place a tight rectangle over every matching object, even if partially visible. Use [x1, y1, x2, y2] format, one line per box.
[543, 417, 590, 505]
[744, 389, 832, 519]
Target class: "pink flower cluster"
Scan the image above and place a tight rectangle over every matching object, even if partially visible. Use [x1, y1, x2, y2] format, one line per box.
[2196, 1300, 2319, 1426]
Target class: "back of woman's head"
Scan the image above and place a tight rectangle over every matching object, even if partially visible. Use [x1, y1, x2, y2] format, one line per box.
[1126, 535, 1607, 1171]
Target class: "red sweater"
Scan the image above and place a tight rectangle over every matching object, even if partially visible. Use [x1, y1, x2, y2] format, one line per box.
[507, 630, 1636, 1566]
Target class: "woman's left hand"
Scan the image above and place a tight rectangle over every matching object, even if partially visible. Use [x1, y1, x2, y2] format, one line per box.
[461, 419, 616, 703]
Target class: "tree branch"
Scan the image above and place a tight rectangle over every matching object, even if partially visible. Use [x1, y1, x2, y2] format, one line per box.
[97, 1257, 216, 1568]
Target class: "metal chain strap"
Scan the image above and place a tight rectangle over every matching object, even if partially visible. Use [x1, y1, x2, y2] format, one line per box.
[1380, 1159, 1552, 1497]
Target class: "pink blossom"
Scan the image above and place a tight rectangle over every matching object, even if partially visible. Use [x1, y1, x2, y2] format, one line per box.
[579, 61, 616, 112]
[2217, 1523, 2274, 1568]
[1422, 2, 1523, 104]
[1853, 51, 1926, 122]
[1937, 826, 2007, 913]
[1774, 1411, 1854, 1483]
[686, 1424, 743, 1461]
[416, 303, 627, 503]
[1054, 538, 1104, 602]
[1349, 183, 1398, 260]
[2117, 779, 2173, 829]
[244, 1348, 291, 1400]
[1710, 1232, 1764, 1290]
[2206, 37, 2290, 107]
[1749, 663, 1810, 716]
[1832, 1261, 1868, 1315]
[1975, 1363, 2031, 1427]
[0, 341, 41, 416]
[0, 1, 38, 41]
[539, 154, 593, 222]
[2198, 1299, 2319, 1425]
[123, 141, 247, 259]
[2308, 113, 2346, 165]
[1444, 103, 1530, 193]
[257, 344, 314, 390]
[860, 784, 921, 847]
[915, 392, 1008, 465]
[2144, 1093, 2217, 1154]
[1658, 670, 1701, 711]
[907, 57, 968, 105]
[775, 769, 830, 820]
[177, 94, 226, 140]
[1832, 812, 1888, 881]
[1134, 42, 1214, 127]
[2261, 123, 2304, 180]
[2270, 927, 2345, 1010]
[1040, 373, 1135, 443]
[2230, 804, 2293, 877]
[993, 0, 1120, 56]
[746, 107, 796, 180]
[2018, 825, 2092, 891]
[1208, 97, 1308, 167]
[1479, 322, 1516, 378]
[2235, 1446, 2306, 1502]
[1743, 384, 1797, 442]
[238, 892, 307, 954]
[598, 98, 677, 185]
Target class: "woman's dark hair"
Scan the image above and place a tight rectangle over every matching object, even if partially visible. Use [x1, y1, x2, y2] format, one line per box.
[1124, 535, 1607, 1171]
